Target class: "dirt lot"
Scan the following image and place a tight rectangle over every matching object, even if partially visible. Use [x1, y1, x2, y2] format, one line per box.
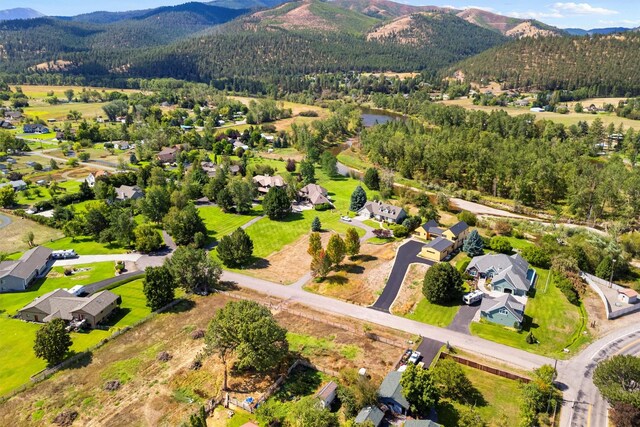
[0, 213, 64, 254]
[390, 263, 429, 316]
[582, 287, 640, 337]
[0, 289, 408, 426]
[304, 242, 396, 305]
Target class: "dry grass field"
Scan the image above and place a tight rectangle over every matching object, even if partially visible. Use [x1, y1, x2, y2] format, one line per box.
[0, 213, 64, 254]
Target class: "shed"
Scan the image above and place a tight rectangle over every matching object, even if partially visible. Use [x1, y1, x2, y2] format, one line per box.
[315, 381, 338, 409]
[618, 288, 638, 304]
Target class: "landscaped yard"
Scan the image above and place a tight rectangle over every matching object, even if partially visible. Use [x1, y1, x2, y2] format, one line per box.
[45, 236, 129, 255]
[405, 298, 461, 328]
[470, 268, 591, 358]
[0, 277, 151, 397]
[436, 363, 522, 427]
[199, 205, 263, 241]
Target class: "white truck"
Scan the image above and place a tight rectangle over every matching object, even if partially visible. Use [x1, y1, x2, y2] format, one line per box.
[462, 290, 484, 305]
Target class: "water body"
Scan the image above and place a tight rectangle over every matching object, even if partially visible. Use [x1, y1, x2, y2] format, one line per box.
[360, 108, 403, 127]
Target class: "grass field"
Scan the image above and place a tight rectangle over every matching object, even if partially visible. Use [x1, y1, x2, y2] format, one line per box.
[199, 205, 263, 241]
[0, 214, 64, 254]
[437, 363, 522, 426]
[0, 273, 149, 397]
[287, 332, 361, 361]
[470, 268, 590, 358]
[442, 97, 639, 130]
[10, 85, 142, 99]
[45, 236, 129, 255]
[405, 298, 460, 328]
[22, 102, 111, 122]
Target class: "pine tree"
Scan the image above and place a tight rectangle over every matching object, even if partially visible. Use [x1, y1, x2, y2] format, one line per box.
[350, 185, 367, 212]
[363, 168, 380, 190]
[345, 227, 360, 259]
[462, 230, 484, 257]
[311, 216, 322, 232]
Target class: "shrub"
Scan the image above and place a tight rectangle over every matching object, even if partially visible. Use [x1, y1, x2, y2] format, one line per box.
[314, 202, 332, 211]
[489, 236, 512, 254]
[457, 210, 477, 226]
[555, 274, 580, 305]
[64, 268, 73, 276]
[526, 332, 536, 344]
[157, 351, 172, 362]
[390, 224, 409, 238]
[492, 220, 512, 236]
[299, 110, 319, 117]
[191, 329, 205, 340]
[521, 246, 551, 269]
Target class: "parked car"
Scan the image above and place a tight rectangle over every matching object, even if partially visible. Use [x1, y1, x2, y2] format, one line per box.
[340, 216, 352, 222]
[463, 290, 484, 305]
[408, 351, 421, 364]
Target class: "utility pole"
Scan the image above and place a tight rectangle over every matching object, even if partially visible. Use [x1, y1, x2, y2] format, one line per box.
[609, 258, 617, 288]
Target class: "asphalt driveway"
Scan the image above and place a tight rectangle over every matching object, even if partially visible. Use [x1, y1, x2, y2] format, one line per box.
[447, 302, 482, 334]
[416, 337, 445, 367]
[371, 240, 434, 312]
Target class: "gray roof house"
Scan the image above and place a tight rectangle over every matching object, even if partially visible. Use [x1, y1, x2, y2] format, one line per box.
[403, 420, 443, 427]
[359, 201, 407, 224]
[115, 185, 144, 201]
[480, 294, 525, 328]
[379, 370, 410, 414]
[418, 219, 444, 237]
[0, 179, 27, 191]
[19, 288, 120, 328]
[466, 253, 536, 297]
[0, 246, 52, 292]
[298, 184, 331, 206]
[253, 175, 286, 194]
[355, 406, 384, 426]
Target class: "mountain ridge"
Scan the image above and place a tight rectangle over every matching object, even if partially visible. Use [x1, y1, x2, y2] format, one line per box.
[0, 8, 44, 21]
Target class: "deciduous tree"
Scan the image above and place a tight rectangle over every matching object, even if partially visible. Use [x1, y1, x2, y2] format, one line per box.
[166, 246, 222, 295]
[326, 234, 346, 267]
[363, 167, 380, 190]
[263, 186, 291, 220]
[33, 318, 72, 366]
[134, 224, 164, 253]
[308, 232, 322, 256]
[422, 262, 463, 304]
[216, 228, 254, 268]
[400, 363, 440, 417]
[143, 266, 175, 311]
[345, 227, 360, 259]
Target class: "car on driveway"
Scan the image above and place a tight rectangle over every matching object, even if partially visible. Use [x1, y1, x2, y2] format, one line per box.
[340, 216, 352, 222]
[408, 351, 421, 364]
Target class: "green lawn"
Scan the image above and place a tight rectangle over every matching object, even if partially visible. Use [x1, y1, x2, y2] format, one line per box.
[405, 298, 460, 328]
[504, 236, 535, 251]
[199, 205, 263, 241]
[287, 332, 361, 361]
[45, 236, 129, 255]
[15, 188, 52, 206]
[0, 277, 149, 397]
[470, 268, 590, 358]
[436, 363, 522, 427]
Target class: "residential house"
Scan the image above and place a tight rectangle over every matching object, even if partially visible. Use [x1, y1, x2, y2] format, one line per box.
[316, 381, 338, 409]
[298, 183, 332, 207]
[201, 162, 240, 178]
[414, 219, 444, 240]
[19, 288, 120, 328]
[233, 140, 249, 151]
[441, 221, 469, 250]
[4, 111, 22, 120]
[466, 253, 536, 297]
[420, 237, 455, 262]
[85, 170, 109, 188]
[514, 99, 530, 107]
[253, 175, 286, 194]
[0, 179, 27, 191]
[378, 371, 410, 415]
[113, 141, 130, 150]
[156, 146, 178, 163]
[354, 406, 384, 426]
[0, 246, 52, 292]
[23, 124, 49, 134]
[0, 120, 15, 129]
[358, 201, 407, 224]
[618, 288, 638, 304]
[479, 294, 525, 328]
[115, 185, 144, 201]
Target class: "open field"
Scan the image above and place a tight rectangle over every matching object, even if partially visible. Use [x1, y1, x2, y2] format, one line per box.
[10, 85, 143, 99]
[436, 362, 522, 426]
[470, 268, 591, 358]
[199, 205, 262, 242]
[0, 290, 406, 425]
[0, 277, 150, 397]
[22, 102, 112, 122]
[0, 214, 64, 254]
[442, 97, 639, 130]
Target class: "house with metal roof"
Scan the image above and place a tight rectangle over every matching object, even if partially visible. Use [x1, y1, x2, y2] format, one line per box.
[0, 179, 27, 191]
[0, 246, 52, 292]
[420, 237, 455, 262]
[479, 294, 525, 328]
[414, 219, 444, 240]
[378, 370, 410, 415]
[441, 221, 470, 249]
[355, 406, 384, 426]
[358, 201, 407, 224]
[19, 288, 120, 328]
[466, 253, 536, 297]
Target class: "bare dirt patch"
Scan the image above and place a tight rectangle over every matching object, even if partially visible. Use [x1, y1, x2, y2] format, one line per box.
[304, 242, 396, 305]
[279, 3, 336, 32]
[367, 16, 416, 42]
[391, 263, 429, 316]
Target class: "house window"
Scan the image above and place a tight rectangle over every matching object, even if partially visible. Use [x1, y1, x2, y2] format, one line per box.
[498, 308, 509, 315]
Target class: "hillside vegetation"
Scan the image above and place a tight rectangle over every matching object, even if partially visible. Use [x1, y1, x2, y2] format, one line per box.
[453, 33, 640, 96]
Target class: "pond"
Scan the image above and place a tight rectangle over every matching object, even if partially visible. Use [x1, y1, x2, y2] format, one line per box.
[360, 107, 403, 127]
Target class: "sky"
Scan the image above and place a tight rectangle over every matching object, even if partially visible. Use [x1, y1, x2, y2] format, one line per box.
[7, 0, 640, 28]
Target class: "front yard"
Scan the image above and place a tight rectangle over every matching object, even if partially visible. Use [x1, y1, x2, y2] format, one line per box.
[470, 268, 591, 358]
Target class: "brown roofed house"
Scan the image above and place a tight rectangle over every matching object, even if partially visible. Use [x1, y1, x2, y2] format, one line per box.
[298, 183, 332, 207]
[252, 175, 286, 194]
[156, 146, 178, 163]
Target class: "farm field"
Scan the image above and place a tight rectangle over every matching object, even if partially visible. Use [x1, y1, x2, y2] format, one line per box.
[442, 97, 639, 130]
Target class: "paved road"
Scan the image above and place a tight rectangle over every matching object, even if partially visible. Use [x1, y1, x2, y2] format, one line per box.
[221, 270, 551, 371]
[371, 240, 433, 312]
[0, 213, 11, 229]
[558, 324, 640, 427]
[447, 303, 481, 334]
[53, 254, 142, 267]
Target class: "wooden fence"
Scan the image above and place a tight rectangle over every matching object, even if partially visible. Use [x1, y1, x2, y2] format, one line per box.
[439, 353, 531, 383]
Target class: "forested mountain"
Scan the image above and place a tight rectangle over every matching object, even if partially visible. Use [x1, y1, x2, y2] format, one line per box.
[452, 33, 640, 96]
[565, 27, 635, 36]
[0, 8, 44, 21]
[207, 0, 288, 9]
